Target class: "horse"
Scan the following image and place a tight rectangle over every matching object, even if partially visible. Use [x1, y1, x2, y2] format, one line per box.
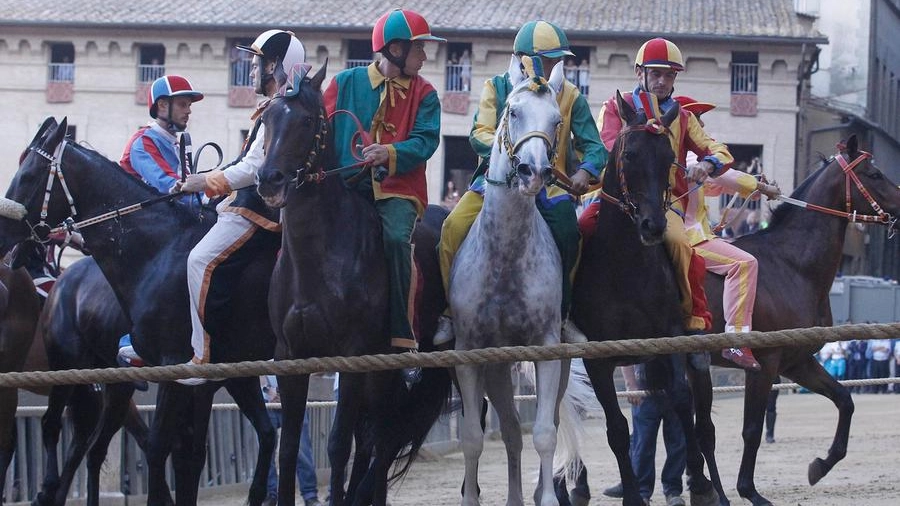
[702, 133, 900, 506]
[0, 257, 41, 505]
[255, 63, 452, 506]
[570, 92, 720, 506]
[0, 119, 277, 506]
[447, 57, 567, 506]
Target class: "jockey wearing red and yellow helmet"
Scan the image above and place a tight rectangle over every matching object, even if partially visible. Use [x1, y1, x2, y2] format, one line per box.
[634, 37, 685, 102]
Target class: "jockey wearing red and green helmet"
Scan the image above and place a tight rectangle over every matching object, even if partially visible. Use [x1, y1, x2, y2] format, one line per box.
[372, 8, 446, 77]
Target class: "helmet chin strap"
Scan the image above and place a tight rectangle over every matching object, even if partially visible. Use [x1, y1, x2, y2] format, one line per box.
[162, 99, 186, 133]
[382, 41, 411, 77]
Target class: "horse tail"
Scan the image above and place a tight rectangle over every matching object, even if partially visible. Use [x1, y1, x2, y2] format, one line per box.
[553, 358, 604, 482]
[378, 367, 453, 484]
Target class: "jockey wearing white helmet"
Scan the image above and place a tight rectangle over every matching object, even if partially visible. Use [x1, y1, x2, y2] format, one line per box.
[118, 30, 308, 383]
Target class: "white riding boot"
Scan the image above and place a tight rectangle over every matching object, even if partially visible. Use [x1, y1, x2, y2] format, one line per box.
[433, 315, 455, 346]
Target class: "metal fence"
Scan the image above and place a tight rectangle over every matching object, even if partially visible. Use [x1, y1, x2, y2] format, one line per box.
[2, 385, 537, 504]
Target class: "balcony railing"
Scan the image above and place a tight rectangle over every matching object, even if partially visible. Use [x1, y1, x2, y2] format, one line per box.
[48, 63, 75, 83]
[731, 63, 758, 94]
[138, 64, 165, 83]
[445, 63, 471, 92]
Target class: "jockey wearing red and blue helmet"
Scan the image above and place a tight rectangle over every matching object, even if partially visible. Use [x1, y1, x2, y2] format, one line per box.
[147, 75, 203, 132]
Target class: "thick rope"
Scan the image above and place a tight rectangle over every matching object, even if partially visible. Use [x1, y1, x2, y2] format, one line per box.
[16, 378, 900, 417]
[1, 323, 897, 389]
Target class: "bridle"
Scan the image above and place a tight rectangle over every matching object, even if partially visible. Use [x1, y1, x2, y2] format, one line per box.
[23, 138, 190, 244]
[597, 120, 671, 221]
[485, 93, 561, 189]
[776, 148, 897, 238]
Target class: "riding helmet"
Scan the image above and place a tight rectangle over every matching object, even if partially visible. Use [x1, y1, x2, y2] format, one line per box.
[148, 75, 204, 119]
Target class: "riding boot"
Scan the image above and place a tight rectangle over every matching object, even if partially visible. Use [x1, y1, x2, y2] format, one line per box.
[721, 347, 761, 371]
[399, 349, 422, 388]
[433, 315, 454, 348]
[561, 319, 588, 344]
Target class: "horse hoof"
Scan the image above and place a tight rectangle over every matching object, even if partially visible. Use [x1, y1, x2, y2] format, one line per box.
[689, 488, 720, 506]
[808, 457, 829, 485]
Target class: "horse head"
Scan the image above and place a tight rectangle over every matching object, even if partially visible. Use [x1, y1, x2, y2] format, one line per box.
[487, 55, 564, 197]
[0, 118, 72, 255]
[256, 62, 329, 208]
[607, 91, 679, 245]
[838, 134, 900, 236]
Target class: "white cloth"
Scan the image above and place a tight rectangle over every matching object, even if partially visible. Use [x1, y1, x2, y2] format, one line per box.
[186, 211, 256, 361]
[221, 123, 266, 191]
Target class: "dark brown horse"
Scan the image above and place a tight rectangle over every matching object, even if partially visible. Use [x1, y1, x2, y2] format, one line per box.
[0, 118, 277, 506]
[256, 64, 452, 506]
[703, 134, 900, 506]
[571, 93, 720, 506]
[0, 256, 41, 505]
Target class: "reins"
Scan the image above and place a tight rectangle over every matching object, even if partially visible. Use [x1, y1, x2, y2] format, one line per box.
[288, 108, 375, 188]
[25, 138, 222, 243]
[771, 149, 897, 237]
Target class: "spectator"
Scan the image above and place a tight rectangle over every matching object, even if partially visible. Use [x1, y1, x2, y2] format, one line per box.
[441, 180, 460, 210]
[459, 49, 472, 91]
[577, 59, 590, 95]
[868, 338, 892, 393]
[846, 338, 868, 393]
[820, 341, 848, 380]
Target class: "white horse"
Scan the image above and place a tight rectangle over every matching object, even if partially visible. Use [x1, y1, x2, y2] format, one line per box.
[450, 56, 567, 506]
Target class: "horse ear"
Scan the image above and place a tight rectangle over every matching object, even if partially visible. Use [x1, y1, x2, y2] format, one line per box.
[548, 61, 565, 94]
[846, 134, 859, 156]
[662, 101, 680, 128]
[310, 58, 328, 92]
[50, 117, 69, 146]
[507, 54, 525, 87]
[616, 90, 636, 125]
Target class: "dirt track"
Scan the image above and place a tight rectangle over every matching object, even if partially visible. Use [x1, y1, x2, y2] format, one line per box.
[198, 392, 900, 505]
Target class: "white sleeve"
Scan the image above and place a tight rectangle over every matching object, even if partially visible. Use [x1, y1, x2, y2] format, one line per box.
[222, 123, 266, 190]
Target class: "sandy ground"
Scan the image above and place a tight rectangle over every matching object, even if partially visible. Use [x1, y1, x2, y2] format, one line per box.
[198, 392, 900, 505]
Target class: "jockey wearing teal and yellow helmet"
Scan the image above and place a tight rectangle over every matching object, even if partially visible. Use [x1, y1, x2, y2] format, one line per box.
[513, 20, 575, 77]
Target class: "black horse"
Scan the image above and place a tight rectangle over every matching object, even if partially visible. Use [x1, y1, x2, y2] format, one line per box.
[703, 134, 900, 506]
[571, 93, 720, 506]
[255, 64, 452, 506]
[0, 119, 277, 506]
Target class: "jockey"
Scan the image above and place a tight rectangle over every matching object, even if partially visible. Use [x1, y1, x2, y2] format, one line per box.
[675, 96, 780, 369]
[117, 30, 306, 384]
[588, 38, 758, 370]
[434, 20, 609, 347]
[323, 9, 445, 384]
[119, 75, 203, 193]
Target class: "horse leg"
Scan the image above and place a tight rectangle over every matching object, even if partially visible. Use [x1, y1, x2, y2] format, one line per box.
[278, 373, 310, 506]
[0, 387, 17, 506]
[226, 377, 276, 506]
[328, 373, 363, 506]
[82, 383, 135, 506]
[120, 396, 176, 506]
[532, 358, 562, 506]
[483, 364, 524, 506]
[457, 363, 486, 506]
[788, 358, 854, 485]
[665, 354, 717, 506]
[581, 358, 643, 506]
[686, 352, 729, 506]
[730, 362, 781, 506]
[146, 383, 190, 505]
[49, 385, 103, 506]
[34, 385, 73, 506]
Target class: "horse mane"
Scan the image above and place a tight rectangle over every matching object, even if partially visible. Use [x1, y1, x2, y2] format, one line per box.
[65, 140, 215, 226]
[765, 156, 831, 230]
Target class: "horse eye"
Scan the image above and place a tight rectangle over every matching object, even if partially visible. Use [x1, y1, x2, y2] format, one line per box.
[864, 170, 883, 180]
[623, 150, 637, 162]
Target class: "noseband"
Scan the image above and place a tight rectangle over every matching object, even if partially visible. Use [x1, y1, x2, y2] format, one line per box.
[485, 104, 561, 188]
